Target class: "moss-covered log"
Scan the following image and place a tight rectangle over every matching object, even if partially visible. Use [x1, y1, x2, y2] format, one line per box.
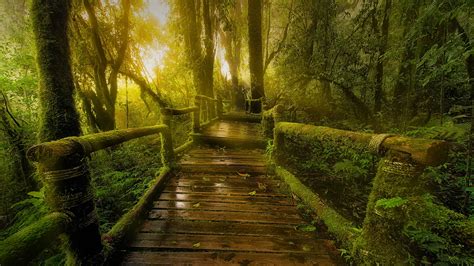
[174, 140, 194, 155]
[27, 125, 169, 164]
[274, 122, 449, 166]
[274, 166, 359, 247]
[103, 167, 171, 261]
[0, 212, 71, 265]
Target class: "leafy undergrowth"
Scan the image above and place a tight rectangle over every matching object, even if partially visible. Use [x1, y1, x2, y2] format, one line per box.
[89, 136, 163, 232]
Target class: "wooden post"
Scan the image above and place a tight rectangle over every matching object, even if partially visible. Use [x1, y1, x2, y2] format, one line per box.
[358, 149, 427, 263]
[273, 104, 284, 123]
[193, 96, 201, 132]
[209, 98, 217, 119]
[37, 151, 103, 264]
[216, 96, 223, 118]
[160, 126, 175, 168]
[203, 99, 209, 123]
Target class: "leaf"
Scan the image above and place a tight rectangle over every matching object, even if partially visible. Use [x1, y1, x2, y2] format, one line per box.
[376, 197, 408, 209]
[27, 191, 44, 199]
[202, 177, 210, 181]
[193, 202, 201, 208]
[248, 190, 257, 196]
[295, 224, 317, 232]
[302, 245, 312, 252]
[257, 182, 267, 191]
[192, 242, 201, 248]
[237, 172, 250, 178]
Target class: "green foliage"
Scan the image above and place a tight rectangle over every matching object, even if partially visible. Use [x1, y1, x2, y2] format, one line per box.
[0, 187, 47, 240]
[376, 197, 408, 209]
[401, 195, 474, 264]
[275, 132, 378, 224]
[333, 159, 367, 180]
[89, 138, 162, 232]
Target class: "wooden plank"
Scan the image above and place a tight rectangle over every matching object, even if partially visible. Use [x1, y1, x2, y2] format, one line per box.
[140, 219, 312, 237]
[179, 159, 266, 166]
[122, 251, 336, 265]
[153, 200, 299, 214]
[148, 209, 303, 224]
[173, 173, 275, 181]
[180, 161, 266, 167]
[163, 186, 285, 196]
[179, 165, 267, 174]
[187, 148, 265, 157]
[183, 154, 265, 160]
[158, 193, 293, 205]
[128, 233, 330, 254]
[168, 179, 281, 189]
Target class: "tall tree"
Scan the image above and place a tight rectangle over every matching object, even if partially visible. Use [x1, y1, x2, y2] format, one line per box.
[71, 0, 131, 132]
[177, 0, 216, 98]
[219, 0, 245, 110]
[248, 0, 265, 113]
[373, 0, 392, 115]
[30, 0, 103, 263]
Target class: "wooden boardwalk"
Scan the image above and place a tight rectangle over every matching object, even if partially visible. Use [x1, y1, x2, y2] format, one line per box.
[121, 121, 341, 265]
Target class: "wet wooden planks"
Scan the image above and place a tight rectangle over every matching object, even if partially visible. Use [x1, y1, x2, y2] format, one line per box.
[192, 120, 267, 148]
[122, 120, 340, 265]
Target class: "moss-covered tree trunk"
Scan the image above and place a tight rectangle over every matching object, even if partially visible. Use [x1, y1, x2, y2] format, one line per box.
[31, 0, 103, 263]
[248, 0, 265, 113]
[178, 0, 216, 99]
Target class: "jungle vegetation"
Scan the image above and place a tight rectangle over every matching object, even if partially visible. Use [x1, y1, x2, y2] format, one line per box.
[0, 0, 473, 264]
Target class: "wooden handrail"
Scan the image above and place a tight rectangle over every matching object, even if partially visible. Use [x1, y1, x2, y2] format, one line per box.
[161, 106, 199, 116]
[27, 125, 170, 163]
[274, 122, 449, 166]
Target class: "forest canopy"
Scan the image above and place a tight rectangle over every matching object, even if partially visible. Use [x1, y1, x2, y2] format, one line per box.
[0, 0, 473, 264]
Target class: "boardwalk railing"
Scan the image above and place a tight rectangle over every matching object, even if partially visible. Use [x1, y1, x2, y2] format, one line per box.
[261, 105, 473, 264]
[0, 94, 225, 265]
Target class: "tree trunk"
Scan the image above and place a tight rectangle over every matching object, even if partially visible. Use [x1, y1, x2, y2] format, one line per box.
[31, 0, 103, 263]
[0, 92, 36, 192]
[248, 0, 265, 113]
[202, 0, 215, 98]
[81, 0, 131, 131]
[178, 0, 216, 98]
[374, 0, 391, 114]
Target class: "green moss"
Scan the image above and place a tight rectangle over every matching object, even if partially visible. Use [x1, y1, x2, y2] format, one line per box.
[0, 212, 71, 265]
[31, 0, 81, 142]
[274, 166, 359, 248]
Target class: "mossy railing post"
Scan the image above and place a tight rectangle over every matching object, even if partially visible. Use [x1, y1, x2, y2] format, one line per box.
[262, 104, 284, 138]
[32, 146, 103, 264]
[202, 98, 209, 123]
[160, 127, 175, 168]
[356, 147, 433, 263]
[192, 96, 201, 133]
[159, 109, 175, 168]
[216, 96, 223, 118]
